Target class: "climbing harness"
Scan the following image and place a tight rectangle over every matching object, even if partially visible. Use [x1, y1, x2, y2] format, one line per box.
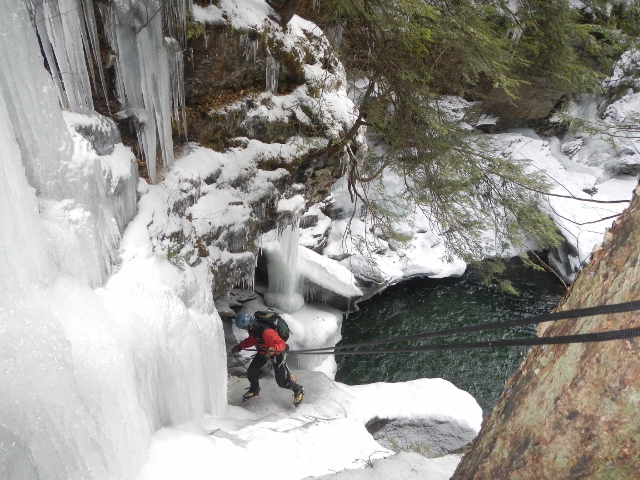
[281, 299, 640, 356]
[270, 350, 296, 382]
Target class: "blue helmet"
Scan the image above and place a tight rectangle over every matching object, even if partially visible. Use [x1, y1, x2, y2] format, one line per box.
[235, 312, 253, 329]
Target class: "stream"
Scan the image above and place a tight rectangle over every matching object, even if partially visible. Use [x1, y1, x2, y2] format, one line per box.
[335, 259, 566, 414]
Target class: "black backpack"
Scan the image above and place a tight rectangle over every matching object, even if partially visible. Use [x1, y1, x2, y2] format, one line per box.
[254, 309, 291, 341]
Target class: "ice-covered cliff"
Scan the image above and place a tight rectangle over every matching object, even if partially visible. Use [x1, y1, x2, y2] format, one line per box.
[0, 1, 225, 478]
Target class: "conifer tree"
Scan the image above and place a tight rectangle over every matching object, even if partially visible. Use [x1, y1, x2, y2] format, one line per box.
[297, 0, 639, 265]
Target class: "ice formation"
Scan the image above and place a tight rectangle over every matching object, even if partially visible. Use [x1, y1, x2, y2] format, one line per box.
[99, 0, 191, 183]
[264, 222, 306, 313]
[0, 2, 226, 479]
[29, 0, 105, 111]
[27, 0, 189, 183]
[266, 47, 280, 93]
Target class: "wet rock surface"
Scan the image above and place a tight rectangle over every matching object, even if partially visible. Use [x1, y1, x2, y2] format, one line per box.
[367, 417, 477, 458]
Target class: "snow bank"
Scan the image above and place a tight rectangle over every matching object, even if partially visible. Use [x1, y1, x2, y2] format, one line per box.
[307, 176, 467, 292]
[305, 452, 462, 480]
[492, 129, 636, 281]
[136, 370, 482, 480]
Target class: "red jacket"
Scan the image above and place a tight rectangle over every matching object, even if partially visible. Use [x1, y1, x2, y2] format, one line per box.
[238, 327, 285, 355]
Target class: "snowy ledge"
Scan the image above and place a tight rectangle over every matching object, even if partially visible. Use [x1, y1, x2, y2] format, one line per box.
[136, 371, 482, 480]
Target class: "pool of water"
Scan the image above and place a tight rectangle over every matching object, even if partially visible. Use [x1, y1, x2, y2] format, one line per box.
[335, 260, 565, 414]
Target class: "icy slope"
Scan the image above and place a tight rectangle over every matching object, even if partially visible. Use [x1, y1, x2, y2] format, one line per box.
[136, 371, 482, 480]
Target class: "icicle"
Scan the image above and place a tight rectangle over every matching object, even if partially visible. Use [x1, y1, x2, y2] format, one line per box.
[162, 0, 192, 47]
[30, 0, 95, 111]
[165, 37, 188, 140]
[253, 37, 258, 65]
[79, 0, 110, 110]
[266, 48, 279, 94]
[25, 0, 108, 112]
[29, 3, 66, 108]
[99, 0, 176, 183]
[241, 31, 258, 65]
[241, 34, 250, 62]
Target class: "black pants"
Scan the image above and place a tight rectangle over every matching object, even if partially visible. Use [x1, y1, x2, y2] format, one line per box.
[246, 353, 302, 394]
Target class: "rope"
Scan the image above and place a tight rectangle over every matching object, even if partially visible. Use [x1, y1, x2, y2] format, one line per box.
[292, 326, 640, 355]
[286, 300, 640, 354]
[230, 351, 248, 372]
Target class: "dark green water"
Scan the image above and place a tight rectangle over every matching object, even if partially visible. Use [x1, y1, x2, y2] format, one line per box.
[335, 260, 565, 414]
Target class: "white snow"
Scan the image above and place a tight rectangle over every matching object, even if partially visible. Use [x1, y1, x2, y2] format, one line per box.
[489, 130, 635, 266]
[306, 452, 463, 480]
[193, 0, 273, 30]
[136, 371, 482, 480]
[312, 176, 468, 290]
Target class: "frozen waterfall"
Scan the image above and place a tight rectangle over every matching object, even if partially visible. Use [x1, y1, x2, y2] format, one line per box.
[266, 48, 280, 94]
[99, 0, 175, 183]
[26, 0, 189, 184]
[0, 1, 227, 479]
[264, 223, 306, 313]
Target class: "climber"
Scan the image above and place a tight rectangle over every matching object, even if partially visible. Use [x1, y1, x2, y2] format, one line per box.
[231, 312, 304, 407]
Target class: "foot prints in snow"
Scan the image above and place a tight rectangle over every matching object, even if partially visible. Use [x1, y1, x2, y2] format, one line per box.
[136, 371, 482, 480]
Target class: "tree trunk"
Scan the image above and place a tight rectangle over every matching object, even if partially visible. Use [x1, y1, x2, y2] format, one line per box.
[453, 181, 640, 479]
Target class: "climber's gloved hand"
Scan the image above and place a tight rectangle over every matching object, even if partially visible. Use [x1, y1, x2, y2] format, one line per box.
[231, 345, 241, 353]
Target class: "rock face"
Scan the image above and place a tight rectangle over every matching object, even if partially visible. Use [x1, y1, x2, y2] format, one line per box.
[452, 182, 640, 479]
[366, 417, 477, 458]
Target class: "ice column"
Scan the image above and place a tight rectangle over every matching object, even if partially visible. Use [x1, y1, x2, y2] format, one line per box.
[0, 94, 56, 292]
[266, 48, 280, 93]
[165, 36, 188, 140]
[265, 222, 305, 313]
[100, 0, 178, 183]
[28, 0, 106, 111]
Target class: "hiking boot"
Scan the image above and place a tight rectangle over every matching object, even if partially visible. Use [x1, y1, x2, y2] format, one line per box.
[242, 389, 260, 402]
[293, 387, 304, 407]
